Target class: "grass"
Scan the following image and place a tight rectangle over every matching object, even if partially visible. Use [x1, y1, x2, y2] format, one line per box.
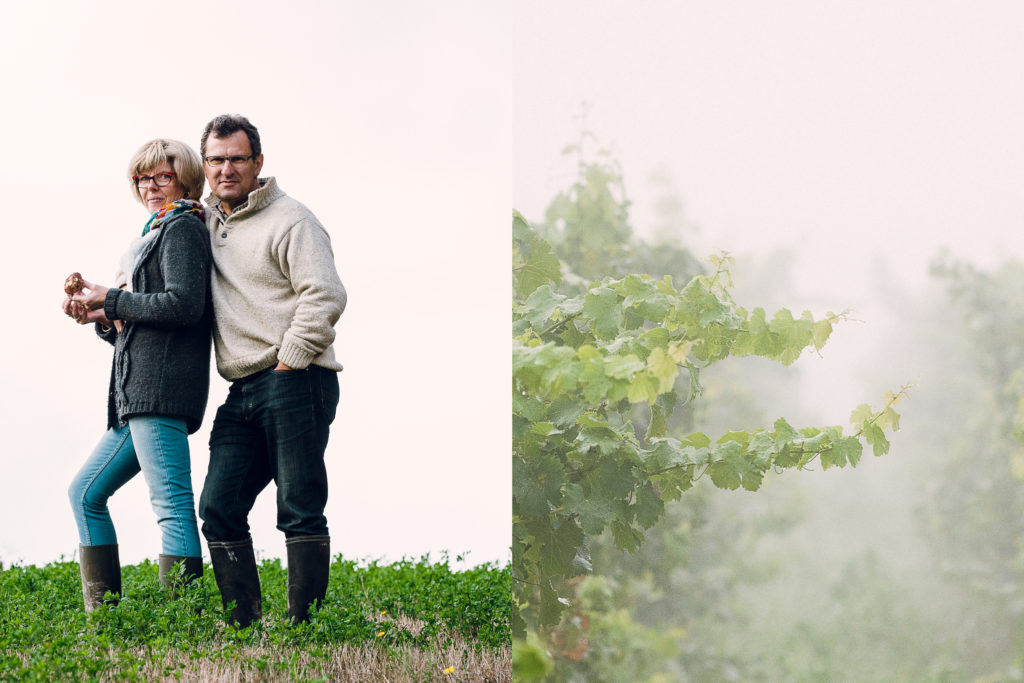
[0, 554, 511, 681]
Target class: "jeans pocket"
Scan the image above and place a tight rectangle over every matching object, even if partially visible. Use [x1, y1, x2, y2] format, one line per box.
[267, 367, 314, 411]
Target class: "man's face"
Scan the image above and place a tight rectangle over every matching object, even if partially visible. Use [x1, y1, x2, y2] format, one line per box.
[203, 130, 264, 210]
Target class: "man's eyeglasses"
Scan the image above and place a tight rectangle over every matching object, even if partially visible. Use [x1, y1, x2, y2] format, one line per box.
[204, 155, 254, 167]
[133, 172, 177, 188]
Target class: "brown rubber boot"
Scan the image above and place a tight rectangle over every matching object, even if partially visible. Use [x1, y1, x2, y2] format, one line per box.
[286, 535, 331, 623]
[79, 544, 121, 611]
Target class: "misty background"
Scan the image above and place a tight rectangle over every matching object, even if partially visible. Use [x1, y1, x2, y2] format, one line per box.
[514, 1, 1024, 679]
[0, 2, 510, 569]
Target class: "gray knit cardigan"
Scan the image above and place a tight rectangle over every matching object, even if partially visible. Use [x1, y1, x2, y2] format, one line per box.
[96, 213, 213, 434]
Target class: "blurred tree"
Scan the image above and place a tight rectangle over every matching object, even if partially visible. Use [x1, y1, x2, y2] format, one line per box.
[541, 147, 703, 292]
[914, 256, 1024, 674]
[512, 140, 906, 681]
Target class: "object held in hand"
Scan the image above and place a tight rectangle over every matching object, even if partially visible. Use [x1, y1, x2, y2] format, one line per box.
[64, 272, 84, 296]
[69, 300, 89, 323]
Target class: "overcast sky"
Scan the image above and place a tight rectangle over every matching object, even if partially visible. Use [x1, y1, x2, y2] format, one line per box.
[515, 1, 1024, 279]
[0, 1, 510, 567]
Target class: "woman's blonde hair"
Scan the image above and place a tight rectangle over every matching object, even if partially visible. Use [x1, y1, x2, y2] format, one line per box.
[127, 139, 205, 204]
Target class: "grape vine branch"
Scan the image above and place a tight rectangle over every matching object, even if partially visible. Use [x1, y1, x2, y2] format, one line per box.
[512, 209, 908, 647]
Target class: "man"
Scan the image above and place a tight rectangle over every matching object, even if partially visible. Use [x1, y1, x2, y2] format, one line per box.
[196, 114, 347, 627]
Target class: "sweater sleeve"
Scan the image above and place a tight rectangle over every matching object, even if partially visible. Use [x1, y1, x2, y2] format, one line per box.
[274, 218, 347, 369]
[104, 216, 210, 328]
[94, 322, 117, 345]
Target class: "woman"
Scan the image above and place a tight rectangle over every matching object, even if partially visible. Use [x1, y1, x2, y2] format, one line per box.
[64, 138, 212, 610]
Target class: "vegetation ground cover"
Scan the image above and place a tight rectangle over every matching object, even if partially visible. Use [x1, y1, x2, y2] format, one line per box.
[0, 554, 511, 681]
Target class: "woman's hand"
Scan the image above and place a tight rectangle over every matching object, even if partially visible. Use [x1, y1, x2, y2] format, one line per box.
[62, 295, 90, 323]
[71, 277, 110, 311]
[61, 297, 77, 319]
[63, 274, 120, 331]
[62, 296, 116, 327]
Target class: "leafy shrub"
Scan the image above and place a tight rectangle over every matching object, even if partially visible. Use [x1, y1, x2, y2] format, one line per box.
[0, 554, 510, 680]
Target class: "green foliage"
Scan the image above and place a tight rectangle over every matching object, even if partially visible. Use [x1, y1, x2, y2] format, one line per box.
[514, 210, 562, 300]
[536, 147, 702, 293]
[555, 574, 687, 682]
[541, 153, 633, 283]
[513, 213, 906, 640]
[753, 552, 963, 680]
[0, 555, 511, 680]
[904, 256, 1024, 676]
[512, 633, 554, 682]
[572, 253, 1024, 681]
[512, 138, 915, 679]
[511, 203, 908, 681]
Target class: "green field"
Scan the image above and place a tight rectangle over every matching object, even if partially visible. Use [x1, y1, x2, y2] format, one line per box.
[0, 554, 511, 681]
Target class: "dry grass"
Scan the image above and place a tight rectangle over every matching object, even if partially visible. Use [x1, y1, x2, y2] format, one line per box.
[7, 621, 510, 682]
[134, 640, 511, 682]
[8, 642, 510, 682]
[22, 628, 512, 682]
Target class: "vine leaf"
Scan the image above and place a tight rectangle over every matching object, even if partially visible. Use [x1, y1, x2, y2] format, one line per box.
[511, 210, 908, 636]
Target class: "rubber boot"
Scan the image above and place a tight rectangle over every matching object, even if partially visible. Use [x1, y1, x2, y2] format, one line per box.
[208, 539, 262, 628]
[158, 554, 204, 597]
[286, 535, 331, 623]
[79, 544, 121, 612]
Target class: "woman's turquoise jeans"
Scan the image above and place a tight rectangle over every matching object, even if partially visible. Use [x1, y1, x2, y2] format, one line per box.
[68, 415, 202, 556]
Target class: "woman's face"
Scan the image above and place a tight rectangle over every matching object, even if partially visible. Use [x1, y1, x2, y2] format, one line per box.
[137, 162, 187, 213]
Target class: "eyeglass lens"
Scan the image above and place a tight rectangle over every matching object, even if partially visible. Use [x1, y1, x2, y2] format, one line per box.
[135, 173, 175, 188]
[205, 156, 251, 166]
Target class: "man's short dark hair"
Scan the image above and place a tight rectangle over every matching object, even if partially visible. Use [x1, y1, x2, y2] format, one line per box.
[201, 114, 262, 158]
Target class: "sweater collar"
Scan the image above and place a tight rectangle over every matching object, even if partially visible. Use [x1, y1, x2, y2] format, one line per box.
[205, 176, 282, 219]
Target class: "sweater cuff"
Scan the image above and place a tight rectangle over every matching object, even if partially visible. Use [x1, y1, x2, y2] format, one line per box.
[104, 288, 122, 321]
[95, 322, 116, 342]
[277, 341, 315, 370]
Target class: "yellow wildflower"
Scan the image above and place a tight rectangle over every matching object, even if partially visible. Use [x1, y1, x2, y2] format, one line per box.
[443, 666, 455, 674]
[376, 631, 385, 638]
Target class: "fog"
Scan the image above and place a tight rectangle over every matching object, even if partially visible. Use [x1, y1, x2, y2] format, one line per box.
[514, 1, 1024, 678]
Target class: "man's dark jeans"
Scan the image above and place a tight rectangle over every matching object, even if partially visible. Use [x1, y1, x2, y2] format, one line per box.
[199, 365, 339, 542]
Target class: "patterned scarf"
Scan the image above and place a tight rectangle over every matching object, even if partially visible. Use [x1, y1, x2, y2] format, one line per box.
[141, 199, 206, 237]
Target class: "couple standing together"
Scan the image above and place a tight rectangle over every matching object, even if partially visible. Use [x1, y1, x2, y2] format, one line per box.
[63, 114, 347, 627]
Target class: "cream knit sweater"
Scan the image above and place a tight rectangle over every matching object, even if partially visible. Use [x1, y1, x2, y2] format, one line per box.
[205, 177, 347, 380]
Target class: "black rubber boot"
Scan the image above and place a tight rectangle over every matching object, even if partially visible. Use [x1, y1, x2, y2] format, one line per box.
[79, 544, 121, 612]
[286, 535, 331, 623]
[158, 554, 204, 597]
[208, 539, 262, 628]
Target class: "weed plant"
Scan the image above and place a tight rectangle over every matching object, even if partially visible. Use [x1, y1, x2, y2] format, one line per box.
[0, 554, 511, 681]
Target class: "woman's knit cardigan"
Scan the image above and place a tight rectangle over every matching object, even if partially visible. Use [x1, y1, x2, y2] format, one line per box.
[96, 213, 212, 434]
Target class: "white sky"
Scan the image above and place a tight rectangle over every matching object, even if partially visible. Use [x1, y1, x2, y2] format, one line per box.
[514, 0, 1024, 424]
[0, 1, 510, 568]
